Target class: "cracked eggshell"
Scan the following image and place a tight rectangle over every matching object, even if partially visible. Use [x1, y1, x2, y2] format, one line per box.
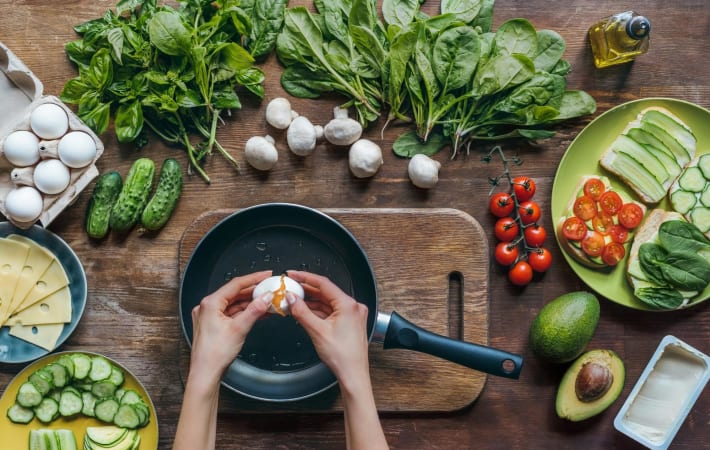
[252, 275, 305, 316]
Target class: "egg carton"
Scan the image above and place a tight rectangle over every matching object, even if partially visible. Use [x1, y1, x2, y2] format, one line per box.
[0, 41, 103, 229]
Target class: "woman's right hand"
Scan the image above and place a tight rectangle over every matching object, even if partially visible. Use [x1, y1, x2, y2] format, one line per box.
[285, 270, 370, 383]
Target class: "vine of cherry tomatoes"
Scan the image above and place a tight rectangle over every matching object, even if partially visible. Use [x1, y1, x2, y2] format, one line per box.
[486, 148, 552, 287]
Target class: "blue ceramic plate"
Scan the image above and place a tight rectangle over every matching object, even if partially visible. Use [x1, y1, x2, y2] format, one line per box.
[0, 223, 86, 363]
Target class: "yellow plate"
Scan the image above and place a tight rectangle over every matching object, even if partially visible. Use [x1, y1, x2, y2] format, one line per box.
[0, 351, 159, 448]
[551, 98, 710, 310]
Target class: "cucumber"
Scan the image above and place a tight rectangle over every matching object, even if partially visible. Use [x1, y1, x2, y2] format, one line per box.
[89, 355, 113, 382]
[33, 397, 59, 423]
[85, 171, 123, 239]
[17, 381, 44, 407]
[109, 158, 155, 232]
[45, 363, 69, 389]
[92, 380, 118, 398]
[701, 185, 710, 207]
[641, 109, 696, 156]
[612, 134, 669, 184]
[70, 353, 92, 380]
[7, 403, 34, 424]
[678, 166, 706, 192]
[113, 404, 141, 429]
[59, 387, 83, 417]
[606, 151, 667, 203]
[82, 391, 97, 417]
[140, 158, 183, 231]
[638, 121, 691, 166]
[689, 208, 710, 233]
[29, 429, 77, 450]
[699, 154, 710, 179]
[95, 397, 120, 423]
[670, 189, 697, 214]
[29, 369, 54, 396]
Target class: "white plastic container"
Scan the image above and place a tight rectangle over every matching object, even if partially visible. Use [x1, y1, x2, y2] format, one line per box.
[0, 41, 103, 229]
[614, 335, 710, 449]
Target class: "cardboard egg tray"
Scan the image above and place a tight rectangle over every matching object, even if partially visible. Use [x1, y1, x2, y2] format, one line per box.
[0, 41, 103, 229]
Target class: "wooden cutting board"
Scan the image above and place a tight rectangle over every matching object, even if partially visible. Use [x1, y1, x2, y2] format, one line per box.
[178, 208, 490, 413]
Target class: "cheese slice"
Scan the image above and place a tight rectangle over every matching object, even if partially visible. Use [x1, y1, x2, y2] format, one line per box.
[5, 234, 55, 317]
[5, 286, 72, 326]
[9, 323, 65, 351]
[14, 259, 69, 313]
[0, 238, 31, 325]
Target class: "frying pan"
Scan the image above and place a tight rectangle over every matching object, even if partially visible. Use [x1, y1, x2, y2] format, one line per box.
[179, 203, 523, 402]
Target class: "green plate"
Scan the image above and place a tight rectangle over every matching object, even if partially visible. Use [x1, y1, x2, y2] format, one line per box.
[0, 351, 159, 449]
[551, 98, 710, 310]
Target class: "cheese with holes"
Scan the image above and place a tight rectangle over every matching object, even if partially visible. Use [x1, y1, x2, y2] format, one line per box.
[0, 238, 31, 323]
[9, 323, 65, 351]
[6, 234, 55, 315]
[15, 259, 69, 313]
[5, 286, 71, 326]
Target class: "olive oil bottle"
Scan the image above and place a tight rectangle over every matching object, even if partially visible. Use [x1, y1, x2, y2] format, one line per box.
[589, 11, 650, 68]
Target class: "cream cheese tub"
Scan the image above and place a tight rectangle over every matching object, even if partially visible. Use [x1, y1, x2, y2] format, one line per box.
[614, 335, 710, 449]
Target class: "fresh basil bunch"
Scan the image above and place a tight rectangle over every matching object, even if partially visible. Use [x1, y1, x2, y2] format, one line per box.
[276, 0, 596, 157]
[60, 0, 287, 183]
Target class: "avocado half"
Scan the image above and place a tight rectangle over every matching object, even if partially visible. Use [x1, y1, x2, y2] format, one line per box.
[556, 349, 625, 421]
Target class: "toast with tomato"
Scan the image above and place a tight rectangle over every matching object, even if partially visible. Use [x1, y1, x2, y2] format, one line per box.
[557, 176, 647, 269]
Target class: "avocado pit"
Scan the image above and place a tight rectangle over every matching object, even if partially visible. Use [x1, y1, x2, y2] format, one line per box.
[575, 361, 613, 402]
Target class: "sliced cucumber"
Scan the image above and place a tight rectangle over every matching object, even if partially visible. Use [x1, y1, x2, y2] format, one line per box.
[59, 387, 83, 417]
[670, 189, 697, 214]
[45, 363, 69, 389]
[7, 403, 34, 424]
[689, 207, 710, 233]
[33, 397, 59, 423]
[642, 143, 682, 180]
[614, 134, 670, 184]
[92, 380, 118, 399]
[85, 426, 128, 446]
[89, 356, 113, 382]
[699, 154, 710, 179]
[638, 121, 691, 165]
[71, 353, 92, 380]
[678, 166, 706, 192]
[17, 381, 43, 408]
[29, 429, 78, 450]
[56, 354, 75, 379]
[113, 404, 141, 429]
[606, 151, 667, 202]
[641, 109, 697, 156]
[95, 397, 120, 423]
[108, 366, 125, 386]
[28, 370, 54, 396]
[701, 184, 710, 207]
[82, 391, 97, 417]
[627, 127, 675, 159]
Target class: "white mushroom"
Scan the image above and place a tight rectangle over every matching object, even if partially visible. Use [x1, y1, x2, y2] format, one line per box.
[287, 116, 318, 156]
[348, 139, 383, 178]
[323, 106, 363, 146]
[265, 97, 298, 130]
[244, 135, 278, 171]
[408, 154, 441, 189]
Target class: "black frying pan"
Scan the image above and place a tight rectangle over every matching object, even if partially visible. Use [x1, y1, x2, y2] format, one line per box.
[179, 203, 523, 402]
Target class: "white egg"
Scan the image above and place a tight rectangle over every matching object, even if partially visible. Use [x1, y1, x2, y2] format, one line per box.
[33, 159, 71, 195]
[30, 103, 69, 139]
[252, 275, 305, 316]
[5, 186, 43, 222]
[58, 131, 97, 168]
[2, 130, 40, 166]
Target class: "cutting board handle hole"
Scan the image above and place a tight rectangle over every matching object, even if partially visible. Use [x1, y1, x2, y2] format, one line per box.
[448, 271, 463, 340]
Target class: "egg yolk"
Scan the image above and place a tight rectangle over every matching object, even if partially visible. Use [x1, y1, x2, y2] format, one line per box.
[272, 275, 287, 316]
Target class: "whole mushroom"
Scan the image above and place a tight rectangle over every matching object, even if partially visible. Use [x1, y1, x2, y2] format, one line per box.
[348, 139, 383, 178]
[408, 154, 441, 189]
[244, 135, 278, 171]
[287, 116, 318, 156]
[324, 106, 363, 146]
[265, 97, 298, 130]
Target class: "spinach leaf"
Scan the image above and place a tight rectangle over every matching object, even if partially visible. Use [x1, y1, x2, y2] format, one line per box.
[383, 0, 421, 28]
[393, 129, 448, 157]
[433, 26, 480, 91]
[441, 0, 482, 24]
[661, 252, 710, 291]
[533, 30, 566, 72]
[639, 243, 671, 285]
[493, 19, 537, 59]
[243, 0, 288, 59]
[473, 54, 535, 97]
[658, 220, 710, 253]
[551, 90, 597, 121]
[635, 287, 686, 310]
[470, 0, 494, 32]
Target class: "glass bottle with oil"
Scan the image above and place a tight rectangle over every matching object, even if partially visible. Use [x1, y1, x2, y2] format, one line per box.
[589, 11, 650, 68]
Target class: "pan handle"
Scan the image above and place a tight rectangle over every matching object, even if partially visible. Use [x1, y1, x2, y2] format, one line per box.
[379, 312, 523, 379]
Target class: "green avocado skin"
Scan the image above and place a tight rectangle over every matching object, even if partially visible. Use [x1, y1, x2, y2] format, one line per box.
[529, 291, 600, 364]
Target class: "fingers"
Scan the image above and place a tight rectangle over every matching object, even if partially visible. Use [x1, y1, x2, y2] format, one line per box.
[287, 270, 351, 307]
[233, 291, 273, 331]
[286, 292, 322, 333]
[208, 270, 273, 307]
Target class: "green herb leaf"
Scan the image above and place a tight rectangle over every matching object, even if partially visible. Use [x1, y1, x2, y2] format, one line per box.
[148, 10, 191, 56]
[393, 130, 448, 157]
[636, 287, 686, 310]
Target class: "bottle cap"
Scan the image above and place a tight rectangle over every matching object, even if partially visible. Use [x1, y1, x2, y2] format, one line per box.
[626, 16, 651, 39]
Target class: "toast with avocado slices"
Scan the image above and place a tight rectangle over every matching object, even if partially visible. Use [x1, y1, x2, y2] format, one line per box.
[668, 154, 710, 239]
[626, 209, 710, 310]
[557, 175, 646, 269]
[600, 107, 696, 204]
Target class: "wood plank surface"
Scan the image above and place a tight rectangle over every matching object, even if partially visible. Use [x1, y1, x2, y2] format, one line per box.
[0, 1, 709, 449]
[177, 208, 490, 413]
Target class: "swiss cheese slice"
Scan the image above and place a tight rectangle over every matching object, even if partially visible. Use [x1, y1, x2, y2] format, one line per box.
[0, 238, 31, 325]
[14, 259, 69, 313]
[5, 286, 72, 326]
[9, 323, 65, 351]
[5, 234, 55, 317]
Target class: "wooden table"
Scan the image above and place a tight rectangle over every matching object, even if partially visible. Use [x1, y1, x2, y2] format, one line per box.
[1, 1, 709, 448]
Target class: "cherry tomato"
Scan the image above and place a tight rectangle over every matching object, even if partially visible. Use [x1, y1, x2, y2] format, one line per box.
[490, 192, 515, 218]
[599, 191, 623, 215]
[513, 176, 536, 202]
[524, 224, 547, 247]
[528, 247, 553, 272]
[573, 195, 597, 221]
[581, 231, 605, 257]
[494, 242, 519, 266]
[583, 178, 606, 201]
[609, 224, 629, 243]
[619, 203, 644, 229]
[518, 200, 541, 225]
[508, 260, 533, 286]
[494, 217, 519, 242]
[561, 217, 587, 241]
[592, 211, 614, 235]
[601, 242, 626, 266]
